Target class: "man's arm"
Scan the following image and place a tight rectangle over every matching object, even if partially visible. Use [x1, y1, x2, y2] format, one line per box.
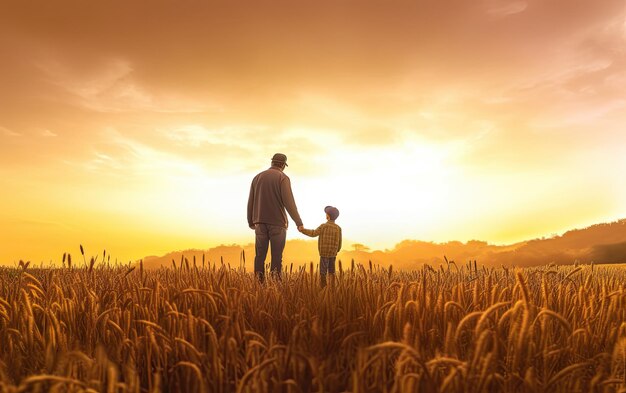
[301, 226, 322, 238]
[247, 179, 255, 229]
[280, 176, 304, 227]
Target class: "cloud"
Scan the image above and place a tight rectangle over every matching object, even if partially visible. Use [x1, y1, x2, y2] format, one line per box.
[81, 129, 203, 177]
[485, 0, 528, 17]
[162, 125, 273, 149]
[0, 126, 20, 137]
[1, 0, 622, 170]
[37, 57, 212, 113]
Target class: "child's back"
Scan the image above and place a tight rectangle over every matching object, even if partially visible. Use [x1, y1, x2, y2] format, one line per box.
[303, 220, 342, 258]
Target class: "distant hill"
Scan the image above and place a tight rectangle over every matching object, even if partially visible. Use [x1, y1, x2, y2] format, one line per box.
[488, 219, 626, 266]
[141, 219, 626, 270]
[142, 240, 319, 271]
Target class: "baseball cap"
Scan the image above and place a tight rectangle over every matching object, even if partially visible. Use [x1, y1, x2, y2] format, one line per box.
[271, 153, 288, 166]
[324, 206, 340, 221]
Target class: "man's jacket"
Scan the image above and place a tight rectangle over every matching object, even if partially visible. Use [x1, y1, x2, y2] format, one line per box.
[247, 167, 303, 228]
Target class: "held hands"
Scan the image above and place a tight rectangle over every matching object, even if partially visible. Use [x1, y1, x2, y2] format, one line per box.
[250, 224, 305, 232]
[250, 224, 304, 231]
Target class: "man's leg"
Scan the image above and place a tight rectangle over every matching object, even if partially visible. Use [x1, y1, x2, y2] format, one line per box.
[254, 224, 270, 282]
[268, 224, 286, 280]
[320, 257, 329, 287]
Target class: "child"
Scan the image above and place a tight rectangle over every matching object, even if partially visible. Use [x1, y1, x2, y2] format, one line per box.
[299, 206, 342, 287]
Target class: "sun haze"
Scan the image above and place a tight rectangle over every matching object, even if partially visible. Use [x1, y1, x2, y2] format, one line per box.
[0, 1, 625, 264]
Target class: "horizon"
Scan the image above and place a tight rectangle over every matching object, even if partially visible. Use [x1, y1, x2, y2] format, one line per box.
[12, 216, 625, 267]
[150, 216, 626, 255]
[134, 217, 626, 272]
[1, 1, 626, 264]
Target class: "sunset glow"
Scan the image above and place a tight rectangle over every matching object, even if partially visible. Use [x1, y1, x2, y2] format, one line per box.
[1, 1, 625, 264]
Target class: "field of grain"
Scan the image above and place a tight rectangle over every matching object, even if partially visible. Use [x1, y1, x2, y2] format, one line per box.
[1, 256, 626, 393]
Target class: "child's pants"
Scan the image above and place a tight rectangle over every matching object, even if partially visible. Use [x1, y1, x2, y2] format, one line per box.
[320, 256, 336, 287]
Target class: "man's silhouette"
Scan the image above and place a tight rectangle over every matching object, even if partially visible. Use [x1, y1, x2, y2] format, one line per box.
[247, 153, 304, 281]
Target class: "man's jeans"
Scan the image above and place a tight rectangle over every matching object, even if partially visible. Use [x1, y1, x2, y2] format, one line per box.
[320, 256, 336, 287]
[254, 223, 286, 282]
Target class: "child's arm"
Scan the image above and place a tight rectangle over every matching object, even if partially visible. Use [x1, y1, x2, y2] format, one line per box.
[338, 227, 342, 253]
[300, 225, 322, 237]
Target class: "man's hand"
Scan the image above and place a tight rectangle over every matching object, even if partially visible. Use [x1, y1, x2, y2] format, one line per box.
[297, 225, 304, 232]
[249, 224, 256, 230]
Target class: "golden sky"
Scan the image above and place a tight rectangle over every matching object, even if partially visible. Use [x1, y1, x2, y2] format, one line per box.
[1, 1, 625, 264]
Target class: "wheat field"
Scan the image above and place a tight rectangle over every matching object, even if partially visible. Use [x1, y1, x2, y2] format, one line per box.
[1, 255, 626, 392]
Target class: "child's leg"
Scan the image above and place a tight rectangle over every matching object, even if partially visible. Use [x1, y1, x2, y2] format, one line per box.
[320, 257, 329, 287]
[328, 257, 336, 274]
[328, 257, 336, 286]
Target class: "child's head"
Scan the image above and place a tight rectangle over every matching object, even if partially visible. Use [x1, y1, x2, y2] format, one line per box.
[324, 206, 340, 221]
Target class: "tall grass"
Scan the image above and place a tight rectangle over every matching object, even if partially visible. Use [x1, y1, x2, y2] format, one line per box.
[1, 258, 626, 392]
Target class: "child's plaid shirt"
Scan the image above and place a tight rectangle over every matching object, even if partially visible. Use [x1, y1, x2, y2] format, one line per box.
[301, 221, 342, 257]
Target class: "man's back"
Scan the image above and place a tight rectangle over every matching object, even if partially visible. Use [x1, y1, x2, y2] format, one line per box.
[247, 167, 303, 229]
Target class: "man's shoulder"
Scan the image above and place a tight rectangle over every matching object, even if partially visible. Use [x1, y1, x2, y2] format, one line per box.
[256, 168, 286, 180]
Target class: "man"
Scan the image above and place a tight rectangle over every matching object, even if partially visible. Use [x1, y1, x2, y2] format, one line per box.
[247, 153, 304, 281]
